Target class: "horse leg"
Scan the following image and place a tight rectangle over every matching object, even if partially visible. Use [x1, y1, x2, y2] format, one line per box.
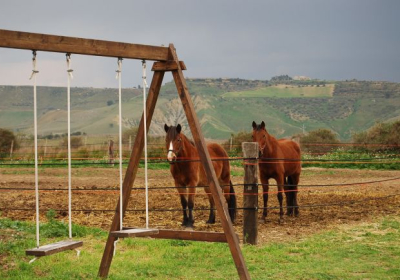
[176, 184, 189, 226]
[187, 186, 196, 227]
[291, 173, 300, 217]
[285, 176, 294, 216]
[260, 177, 269, 219]
[219, 179, 236, 223]
[276, 175, 285, 222]
[205, 189, 215, 224]
[179, 194, 189, 226]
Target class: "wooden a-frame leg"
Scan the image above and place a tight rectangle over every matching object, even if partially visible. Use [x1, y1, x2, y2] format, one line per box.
[169, 44, 250, 280]
[98, 70, 165, 278]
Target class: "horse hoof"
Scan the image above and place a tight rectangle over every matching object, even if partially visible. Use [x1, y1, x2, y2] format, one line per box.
[206, 220, 215, 224]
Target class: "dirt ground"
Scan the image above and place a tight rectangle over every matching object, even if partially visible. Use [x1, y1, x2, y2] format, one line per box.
[1, 166, 399, 244]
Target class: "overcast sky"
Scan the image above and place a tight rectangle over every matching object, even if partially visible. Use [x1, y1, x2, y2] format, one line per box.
[0, 0, 399, 88]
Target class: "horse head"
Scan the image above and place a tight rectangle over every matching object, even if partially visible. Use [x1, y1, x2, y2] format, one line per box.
[164, 124, 183, 162]
[252, 121, 269, 157]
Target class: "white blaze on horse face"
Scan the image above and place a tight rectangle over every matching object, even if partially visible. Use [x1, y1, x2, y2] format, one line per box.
[167, 141, 176, 161]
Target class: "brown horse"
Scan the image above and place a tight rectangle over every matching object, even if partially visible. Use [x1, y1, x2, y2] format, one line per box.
[164, 124, 236, 227]
[252, 121, 301, 220]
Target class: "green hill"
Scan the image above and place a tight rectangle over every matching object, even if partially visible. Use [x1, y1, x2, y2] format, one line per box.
[1, 79, 400, 141]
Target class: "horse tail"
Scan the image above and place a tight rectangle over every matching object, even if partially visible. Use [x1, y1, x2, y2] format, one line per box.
[228, 180, 237, 223]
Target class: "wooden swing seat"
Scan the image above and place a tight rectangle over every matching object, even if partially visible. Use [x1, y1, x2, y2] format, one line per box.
[26, 240, 83, 257]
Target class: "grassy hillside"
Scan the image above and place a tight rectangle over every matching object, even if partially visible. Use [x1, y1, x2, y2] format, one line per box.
[1, 79, 400, 140]
[222, 84, 334, 98]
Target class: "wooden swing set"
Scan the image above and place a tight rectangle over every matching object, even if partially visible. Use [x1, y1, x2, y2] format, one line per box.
[0, 29, 250, 279]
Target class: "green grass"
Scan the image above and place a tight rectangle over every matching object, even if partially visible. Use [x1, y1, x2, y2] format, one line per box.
[302, 149, 400, 170]
[222, 84, 334, 98]
[1, 216, 399, 279]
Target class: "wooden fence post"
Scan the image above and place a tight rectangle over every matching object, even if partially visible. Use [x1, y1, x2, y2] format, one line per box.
[10, 140, 14, 159]
[242, 142, 259, 245]
[108, 140, 114, 166]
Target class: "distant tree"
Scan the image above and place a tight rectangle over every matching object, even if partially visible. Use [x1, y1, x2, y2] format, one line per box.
[122, 127, 138, 144]
[352, 121, 400, 151]
[60, 137, 83, 148]
[222, 131, 253, 155]
[270, 75, 293, 83]
[299, 129, 340, 154]
[0, 128, 19, 154]
[107, 100, 114, 106]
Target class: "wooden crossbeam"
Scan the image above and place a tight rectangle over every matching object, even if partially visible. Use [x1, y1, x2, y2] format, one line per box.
[111, 228, 159, 238]
[26, 240, 82, 257]
[151, 61, 187, 71]
[0, 29, 169, 61]
[122, 228, 233, 243]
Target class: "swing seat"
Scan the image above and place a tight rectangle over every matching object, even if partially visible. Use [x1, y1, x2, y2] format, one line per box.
[110, 228, 159, 238]
[26, 240, 83, 257]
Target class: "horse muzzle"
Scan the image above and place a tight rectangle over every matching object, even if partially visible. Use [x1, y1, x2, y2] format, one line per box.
[167, 150, 177, 163]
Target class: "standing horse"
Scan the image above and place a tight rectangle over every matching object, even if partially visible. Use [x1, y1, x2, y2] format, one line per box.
[164, 124, 236, 227]
[252, 121, 301, 221]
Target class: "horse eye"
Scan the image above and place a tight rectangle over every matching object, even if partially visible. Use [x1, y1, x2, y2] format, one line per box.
[263, 135, 266, 138]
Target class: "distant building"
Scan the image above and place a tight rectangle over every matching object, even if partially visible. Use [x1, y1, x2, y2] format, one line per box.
[293, 75, 311, 81]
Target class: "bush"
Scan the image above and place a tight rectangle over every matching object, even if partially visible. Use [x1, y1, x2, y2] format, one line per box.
[60, 137, 83, 149]
[352, 121, 400, 152]
[76, 148, 90, 159]
[222, 131, 252, 156]
[0, 128, 19, 157]
[299, 129, 341, 154]
[122, 127, 138, 145]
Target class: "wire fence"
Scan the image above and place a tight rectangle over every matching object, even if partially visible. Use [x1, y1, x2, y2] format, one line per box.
[1, 193, 399, 214]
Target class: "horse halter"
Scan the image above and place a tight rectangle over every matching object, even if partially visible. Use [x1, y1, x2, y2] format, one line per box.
[257, 134, 268, 157]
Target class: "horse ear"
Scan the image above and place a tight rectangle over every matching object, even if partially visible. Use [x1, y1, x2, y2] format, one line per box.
[252, 121, 257, 130]
[176, 124, 182, 134]
[164, 124, 169, 133]
[260, 121, 266, 130]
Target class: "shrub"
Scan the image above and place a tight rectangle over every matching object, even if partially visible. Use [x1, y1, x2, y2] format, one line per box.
[222, 131, 252, 156]
[299, 129, 341, 154]
[352, 121, 400, 152]
[60, 137, 83, 149]
[0, 128, 19, 156]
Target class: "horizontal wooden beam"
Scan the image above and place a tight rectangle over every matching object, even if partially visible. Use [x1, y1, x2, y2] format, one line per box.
[152, 61, 187, 71]
[123, 228, 233, 243]
[110, 228, 159, 238]
[0, 29, 169, 61]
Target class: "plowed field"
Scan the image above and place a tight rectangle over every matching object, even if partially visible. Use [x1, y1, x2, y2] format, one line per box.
[1, 167, 399, 244]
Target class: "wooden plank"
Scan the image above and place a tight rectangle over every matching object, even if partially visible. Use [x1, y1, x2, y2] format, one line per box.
[0, 29, 169, 61]
[98, 69, 165, 278]
[151, 61, 187, 71]
[123, 228, 232, 243]
[242, 142, 259, 245]
[111, 228, 159, 238]
[168, 44, 250, 280]
[26, 240, 82, 257]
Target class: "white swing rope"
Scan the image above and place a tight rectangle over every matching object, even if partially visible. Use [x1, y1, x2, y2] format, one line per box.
[116, 58, 123, 231]
[66, 54, 73, 240]
[114, 58, 123, 256]
[142, 60, 149, 229]
[30, 51, 40, 249]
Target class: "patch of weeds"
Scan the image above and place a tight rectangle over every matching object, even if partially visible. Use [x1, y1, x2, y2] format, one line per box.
[169, 240, 191, 247]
